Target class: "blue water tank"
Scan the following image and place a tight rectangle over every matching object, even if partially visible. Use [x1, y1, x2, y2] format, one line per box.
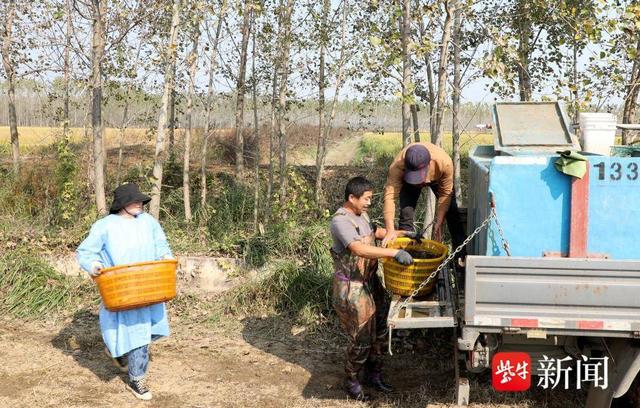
[467, 103, 640, 260]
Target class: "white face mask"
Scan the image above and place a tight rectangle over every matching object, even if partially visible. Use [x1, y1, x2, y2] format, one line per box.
[129, 208, 143, 216]
[123, 206, 144, 217]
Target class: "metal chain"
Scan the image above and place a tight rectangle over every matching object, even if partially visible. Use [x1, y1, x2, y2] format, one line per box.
[390, 211, 496, 319]
[491, 205, 512, 256]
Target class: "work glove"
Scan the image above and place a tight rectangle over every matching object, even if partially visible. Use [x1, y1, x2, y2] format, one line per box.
[89, 261, 103, 277]
[394, 250, 414, 266]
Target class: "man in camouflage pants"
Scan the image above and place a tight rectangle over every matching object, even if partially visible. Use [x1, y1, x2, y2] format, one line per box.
[330, 177, 415, 401]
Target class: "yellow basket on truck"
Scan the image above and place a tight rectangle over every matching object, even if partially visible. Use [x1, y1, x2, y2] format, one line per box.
[93, 259, 177, 312]
[382, 238, 448, 297]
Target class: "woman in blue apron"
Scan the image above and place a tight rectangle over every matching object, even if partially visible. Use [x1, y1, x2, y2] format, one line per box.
[77, 183, 173, 401]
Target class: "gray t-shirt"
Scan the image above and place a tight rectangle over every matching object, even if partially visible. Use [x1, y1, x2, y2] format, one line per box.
[330, 207, 374, 254]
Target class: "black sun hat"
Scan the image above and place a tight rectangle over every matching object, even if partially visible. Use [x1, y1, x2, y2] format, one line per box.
[109, 183, 151, 214]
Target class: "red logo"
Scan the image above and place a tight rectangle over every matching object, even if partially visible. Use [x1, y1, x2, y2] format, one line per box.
[492, 352, 531, 392]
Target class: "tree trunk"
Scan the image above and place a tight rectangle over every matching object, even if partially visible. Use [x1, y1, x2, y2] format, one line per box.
[83, 91, 94, 189]
[452, 4, 462, 207]
[201, 0, 227, 207]
[117, 43, 142, 186]
[432, 0, 456, 146]
[149, 0, 181, 219]
[116, 88, 130, 187]
[277, 0, 294, 209]
[418, 17, 436, 139]
[200, 125, 210, 207]
[63, 0, 72, 140]
[251, 16, 260, 231]
[168, 70, 176, 159]
[266, 68, 277, 224]
[427, 57, 436, 138]
[314, 0, 329, 205]
[91, 0, 107, 215]
[622, 37, 640, 144]
[184, 25, 200, 222]
[315, 0, 349, 207]
[411, 104, 420, 142]
[1, 0, 19, 174]
[401, 0, 412, 147]
[516, 0, 532, 101]
[234, 0, 252, 176]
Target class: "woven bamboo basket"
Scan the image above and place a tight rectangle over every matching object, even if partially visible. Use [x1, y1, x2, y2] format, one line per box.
[93, 259, 178, 312]
[382, 238, 448, 297]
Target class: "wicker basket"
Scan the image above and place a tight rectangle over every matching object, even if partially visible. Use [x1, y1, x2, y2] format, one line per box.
[382, 238, 448, 297]
[93, 259, 178, 312]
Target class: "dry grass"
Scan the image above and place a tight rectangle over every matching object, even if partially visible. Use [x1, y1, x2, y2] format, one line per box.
[0, 125, 353, 163]
[0, 126, 154, 152]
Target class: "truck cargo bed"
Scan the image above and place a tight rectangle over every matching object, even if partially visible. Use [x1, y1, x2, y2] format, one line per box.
[465, 256, 640, 338]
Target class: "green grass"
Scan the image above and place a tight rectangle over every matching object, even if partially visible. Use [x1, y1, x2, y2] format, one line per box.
[0, 249, 97, 319]
[355, 131, 493, 164]
[225, 221, 334, 327]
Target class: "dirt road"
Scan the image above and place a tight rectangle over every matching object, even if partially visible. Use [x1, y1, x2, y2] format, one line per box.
[0, 309, 585, 408]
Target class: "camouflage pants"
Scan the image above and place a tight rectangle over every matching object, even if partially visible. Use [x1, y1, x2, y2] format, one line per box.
[332, 273, 389, 380]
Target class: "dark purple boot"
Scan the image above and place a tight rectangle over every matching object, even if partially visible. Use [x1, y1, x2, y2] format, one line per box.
[367, 371, 394, 393]
[344, 378, 370, 401]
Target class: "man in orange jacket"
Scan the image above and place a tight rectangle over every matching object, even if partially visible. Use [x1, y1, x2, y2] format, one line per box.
[381, 142, 467, 277]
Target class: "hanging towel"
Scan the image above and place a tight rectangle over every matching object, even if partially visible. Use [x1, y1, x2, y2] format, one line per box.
[554, 150, 587, 179]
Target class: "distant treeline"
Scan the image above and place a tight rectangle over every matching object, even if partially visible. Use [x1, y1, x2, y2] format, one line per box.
[0, 80, 498, 133]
